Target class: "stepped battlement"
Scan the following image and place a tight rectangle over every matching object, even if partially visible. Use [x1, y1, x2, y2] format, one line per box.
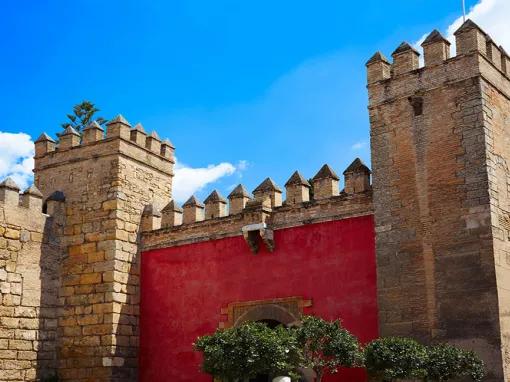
[34, 115, 175, 178]
[142, 159, 373, 251]
[367, 20, 510, 87]
[0, 178, 46, 216]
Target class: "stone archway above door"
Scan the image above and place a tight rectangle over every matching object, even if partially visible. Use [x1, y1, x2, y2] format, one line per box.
[219, 296, 312, 329]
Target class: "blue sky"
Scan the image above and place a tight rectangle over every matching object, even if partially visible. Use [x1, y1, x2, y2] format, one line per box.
[0, 0, 506, 202]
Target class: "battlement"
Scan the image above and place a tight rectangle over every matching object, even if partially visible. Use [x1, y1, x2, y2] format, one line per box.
[0, 178, 47, 215]
[142, 159, 373, 251]
[367, 20, 510, 88]
[34, 115, 175, 177]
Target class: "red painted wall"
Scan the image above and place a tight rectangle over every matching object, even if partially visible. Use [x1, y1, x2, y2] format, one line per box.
[140, 215, 377, 382]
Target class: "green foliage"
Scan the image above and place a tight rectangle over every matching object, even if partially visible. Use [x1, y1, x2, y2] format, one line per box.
[425, 344, 485, 382]
[61, 100, 106, 132]
[364, 337, 428, 381]
[194, 322, 301, 381]
[294, 315, 361, 381]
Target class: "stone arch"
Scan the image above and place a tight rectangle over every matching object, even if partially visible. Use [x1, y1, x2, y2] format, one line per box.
[220, 296, 311, 329]
[234, 304, 298, 327]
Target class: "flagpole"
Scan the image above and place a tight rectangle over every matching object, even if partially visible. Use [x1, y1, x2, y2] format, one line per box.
[462, 0, 466, 22]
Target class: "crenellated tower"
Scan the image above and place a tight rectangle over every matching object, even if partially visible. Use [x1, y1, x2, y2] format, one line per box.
[33, 116, 174, 381]
[368, 20, 510, 380]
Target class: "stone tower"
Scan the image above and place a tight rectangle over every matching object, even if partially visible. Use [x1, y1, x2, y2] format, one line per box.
[33, 117, 174, 381]
[368, 21, 510, 380]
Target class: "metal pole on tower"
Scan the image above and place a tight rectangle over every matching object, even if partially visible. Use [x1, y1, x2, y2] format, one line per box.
[462, 0, 466, 22]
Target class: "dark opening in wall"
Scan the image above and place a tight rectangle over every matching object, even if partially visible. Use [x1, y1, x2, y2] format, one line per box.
[408, 96, 423, 116]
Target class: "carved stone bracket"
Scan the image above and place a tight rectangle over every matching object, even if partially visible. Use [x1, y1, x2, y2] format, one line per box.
[242, 223, 274, 254]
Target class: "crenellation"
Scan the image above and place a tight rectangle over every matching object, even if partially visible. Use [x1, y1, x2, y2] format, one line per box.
[366, 52, 391, 84]
[21, 185, 43, 211]
[391, 42, 420, 76]
[486, 37, 502, 70]
[161, 200, 183, 228]
[204, 190, 228, 219]
[0, 178, 21, 206]
[142, 190, 373, 251]
[160, 139, 174, 160]
[82, 121, 104, 144]
[454, 19, 487, 56]
[130, 123, 147, 146]
[284, 171, 310, 205]
[343, 158, 371, 194]
[312, 164, 339, 200]
[253, 178, 282, 208]
[145, 131, 161, 154]
[140, 205, 162, 233]
[227, 184, 252, 215]
[501, 46, 510, 75]
[182, 196, 205, 224]
[106, 114, 131, 140]
[421, 29, 450, 67]
[34, 133, 56, 158]
[58, 126, 81, 150]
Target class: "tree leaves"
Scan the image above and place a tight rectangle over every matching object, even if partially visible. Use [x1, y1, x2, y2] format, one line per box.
[61, 100, 107, 133]
[294, 316, 361, 381]
[425, 344, 485, 382]
[364, 337, 428, 381]
[195, 318, 486, 382]
[194, 322, 301, 381]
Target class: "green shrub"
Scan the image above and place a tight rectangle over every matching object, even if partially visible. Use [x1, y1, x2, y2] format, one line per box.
[194, 322, 301, 381]
[364, 337, 428, 381]
[425, 344, 485, 381]
[294, 315, 361, 382]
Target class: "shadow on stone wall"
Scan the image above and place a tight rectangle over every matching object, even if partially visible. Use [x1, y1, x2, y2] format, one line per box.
[36, 201, 65, 381]
[111, 249, 140, 382]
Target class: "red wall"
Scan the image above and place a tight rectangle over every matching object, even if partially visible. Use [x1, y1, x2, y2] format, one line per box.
[140, 215, 377, 382]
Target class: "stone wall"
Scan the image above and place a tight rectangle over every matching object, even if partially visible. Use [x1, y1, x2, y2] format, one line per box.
[368, 21, 510, 381]
[33, 118, 174, 381]
[0, 180, 63, 381]
[480, 67, 510, 377]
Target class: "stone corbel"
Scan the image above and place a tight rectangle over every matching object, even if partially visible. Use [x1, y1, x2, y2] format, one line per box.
[241, 223, 275, 254]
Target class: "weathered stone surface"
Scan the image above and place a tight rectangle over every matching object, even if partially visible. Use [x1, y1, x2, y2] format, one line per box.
[368, 23, 510, 382]
[33, 123, 173, 381]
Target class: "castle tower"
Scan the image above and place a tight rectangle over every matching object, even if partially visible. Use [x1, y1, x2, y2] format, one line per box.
[368, 21, 510, 380]
[33, 116, 174, 381]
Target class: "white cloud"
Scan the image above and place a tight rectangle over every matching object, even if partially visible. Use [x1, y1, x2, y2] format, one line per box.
[351, 141, 367, 151]
[172, 160, 238, 203]
[415, 0, 510, 54]
[445, 0, 510, 50]
[0, 132, 35, 190]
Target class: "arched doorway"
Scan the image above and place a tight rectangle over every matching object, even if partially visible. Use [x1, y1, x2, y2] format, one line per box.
[220, 297, 313, 382]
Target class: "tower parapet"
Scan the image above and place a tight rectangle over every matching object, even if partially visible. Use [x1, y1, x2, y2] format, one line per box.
[368, 20, 510, 381]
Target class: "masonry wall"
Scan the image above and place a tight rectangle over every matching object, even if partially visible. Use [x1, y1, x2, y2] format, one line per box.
[34, 126, 174, 381]
[0, 193, 62, 381]
[479, 67, 510, 376]
[139, 216, 377, 382]
[368, 24, 510, 380]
